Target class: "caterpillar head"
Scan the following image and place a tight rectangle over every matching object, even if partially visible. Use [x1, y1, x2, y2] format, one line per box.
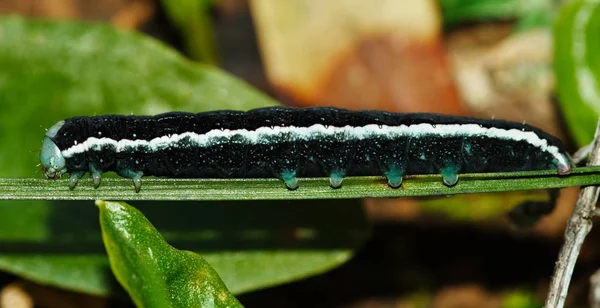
[41, 121, 67, 179]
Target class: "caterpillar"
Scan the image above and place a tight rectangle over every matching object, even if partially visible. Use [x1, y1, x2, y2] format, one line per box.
[40, 107, 573, 192]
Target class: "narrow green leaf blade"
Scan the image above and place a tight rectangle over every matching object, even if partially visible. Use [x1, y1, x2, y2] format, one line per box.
[1, 166, 600, 200]
[554, 0, 600, 146]
[98, 200, 243, 307]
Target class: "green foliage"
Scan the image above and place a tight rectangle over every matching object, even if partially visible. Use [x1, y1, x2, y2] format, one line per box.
[554, 0, 600, 146]
[439, 0, 565, 30]
[501, 289, 542, 308]
[98, 200, 243, 307]
[162, 0, 219, 63]
[0, 16, 368, 297]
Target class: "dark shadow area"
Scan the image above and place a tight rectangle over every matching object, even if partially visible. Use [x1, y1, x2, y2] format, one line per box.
[0, 199, 369, 254]
[139, 0, 185, 56]
[238, 223, 600, 307]
[0, 271, 15, 287]
[213, 2, 270, 94]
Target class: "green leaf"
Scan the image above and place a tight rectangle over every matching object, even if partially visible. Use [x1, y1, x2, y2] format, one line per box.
[0, 16, 367, 296]
[439, 0, 563, 30]
[161, 0, 219, 64]
[554, 0, 600, 146]
[501, 289, 542, 308]
[98, 200, 243, 307]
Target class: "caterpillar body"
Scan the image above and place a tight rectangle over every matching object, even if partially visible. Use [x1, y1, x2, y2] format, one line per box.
[40, 107, 573, 192]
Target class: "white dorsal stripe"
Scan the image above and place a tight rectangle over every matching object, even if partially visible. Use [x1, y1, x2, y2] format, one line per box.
[60, 123, 569, 166]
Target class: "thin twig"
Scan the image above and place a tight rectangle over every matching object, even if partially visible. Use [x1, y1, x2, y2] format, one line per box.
[545, 121, 600, 308]
[572, 143, 594, 165]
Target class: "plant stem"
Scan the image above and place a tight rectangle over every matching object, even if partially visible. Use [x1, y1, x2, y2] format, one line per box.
[545, 121, 600, 308]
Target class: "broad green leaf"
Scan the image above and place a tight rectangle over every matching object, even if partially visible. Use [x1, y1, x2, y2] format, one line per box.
[98, 200, 243, 308]
[0, 16, 368, 296]
[554, 0, 600, 146]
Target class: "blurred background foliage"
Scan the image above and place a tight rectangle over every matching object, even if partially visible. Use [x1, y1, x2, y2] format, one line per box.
[0, 0, 599, 307]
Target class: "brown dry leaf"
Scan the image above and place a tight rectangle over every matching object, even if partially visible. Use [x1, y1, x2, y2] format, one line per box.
[0, 0, 79, 18]
[431, 285, 500, 308]
[0, 0, 154, 29]
[250, 0, 465, 114]
[364, 197, 422, 222]
[110, 0, 155, 29]
[0, 280, 111, 308]
[447, 25, 562, 138]
[0, 282, 33, 308]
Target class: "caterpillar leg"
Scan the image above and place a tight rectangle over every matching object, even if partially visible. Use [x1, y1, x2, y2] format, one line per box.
[89, 164, 102, 189]
[329, 172, 344, 189]
[280, 170, 298, 190]
[118, 168, 144, 193]
[441, 166, 459, 187]
[68, 171, 86, 190]
[385, 169, 404, 188]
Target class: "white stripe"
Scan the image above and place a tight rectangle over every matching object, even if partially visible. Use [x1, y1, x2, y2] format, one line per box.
[60, 123, 569, 166]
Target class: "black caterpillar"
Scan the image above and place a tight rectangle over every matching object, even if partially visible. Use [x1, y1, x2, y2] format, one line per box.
[40, 107, 572, 192]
